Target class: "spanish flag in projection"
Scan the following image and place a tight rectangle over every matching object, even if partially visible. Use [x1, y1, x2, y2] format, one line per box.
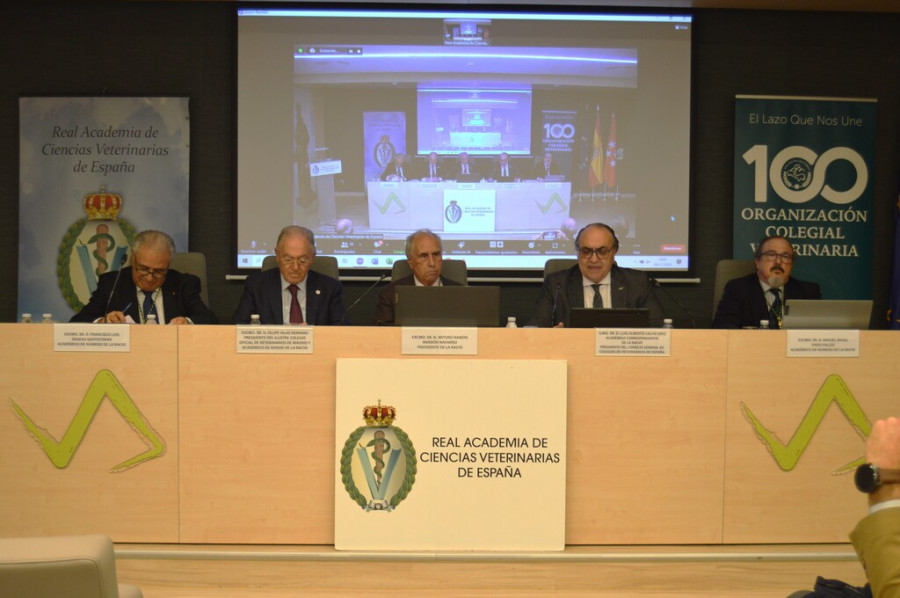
[604, 113, 617, 188]
[588, 106, 603, 188]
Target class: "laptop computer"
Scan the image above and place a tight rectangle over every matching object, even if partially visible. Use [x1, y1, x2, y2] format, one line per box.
[394, 285, 501, 327]
[781, 299, 873, 330]
[543, 174, 566, 183]
[568, 307, 650, 329]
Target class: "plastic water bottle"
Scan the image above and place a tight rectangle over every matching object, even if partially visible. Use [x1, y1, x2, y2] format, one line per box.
[146, 314, 158, 325]
[21, 313, 32, 324]
[759, 319, 770, 330]
[250, 314, 262, 326]
[662, 318, 673, 329]
[506, 316, 518, 328]
[41, 313, 53, 323]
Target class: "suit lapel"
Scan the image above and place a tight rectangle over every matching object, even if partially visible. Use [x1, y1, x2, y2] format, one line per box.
[267, 270, 284, 324]
[609, 268, 627, 308]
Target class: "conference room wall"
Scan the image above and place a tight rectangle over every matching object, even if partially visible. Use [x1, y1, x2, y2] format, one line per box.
[0, 4, 897, 328]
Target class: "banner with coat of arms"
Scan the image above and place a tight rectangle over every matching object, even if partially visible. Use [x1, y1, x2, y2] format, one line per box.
[363, 111, 406, 184]
[18, 97, 190, 320]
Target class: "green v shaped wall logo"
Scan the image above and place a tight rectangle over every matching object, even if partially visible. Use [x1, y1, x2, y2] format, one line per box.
[536, 193, 568, 214]
[740, 374, 869, 474]
[9, 369, 166, 472]
[374, 192, 407, 215]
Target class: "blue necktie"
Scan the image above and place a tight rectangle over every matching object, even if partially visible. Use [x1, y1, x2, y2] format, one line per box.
[142, 291, 156, 323]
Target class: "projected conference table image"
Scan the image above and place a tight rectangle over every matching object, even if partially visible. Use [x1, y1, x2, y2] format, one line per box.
[367, 180, 571, 232]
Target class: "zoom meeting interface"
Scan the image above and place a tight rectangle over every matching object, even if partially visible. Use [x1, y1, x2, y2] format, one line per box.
[237, 8, 692, 276]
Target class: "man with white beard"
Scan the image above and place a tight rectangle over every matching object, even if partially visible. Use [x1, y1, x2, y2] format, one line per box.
[713, 235, 821, 329]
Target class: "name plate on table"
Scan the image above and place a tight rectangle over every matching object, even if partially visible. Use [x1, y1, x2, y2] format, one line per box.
[53, 323, 131, 352]
[401, 327, 478, 355]
[595, 329, 671, 356]
[236, 326, 314, 354]
[787, 330, 860, 358]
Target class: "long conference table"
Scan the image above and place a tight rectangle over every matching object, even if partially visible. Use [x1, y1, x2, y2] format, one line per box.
[367, 180, 572, 232]
[0, 324, 893, 546]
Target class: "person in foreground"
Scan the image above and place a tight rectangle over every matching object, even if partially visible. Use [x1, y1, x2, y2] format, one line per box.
[374, 229, 461, 325]
[232, 225, 346, 325]
[70, 229, 217, 325]
[528, 222, 664, 327]
[850, 416, 900, 597]
[712, 234, 821, 329]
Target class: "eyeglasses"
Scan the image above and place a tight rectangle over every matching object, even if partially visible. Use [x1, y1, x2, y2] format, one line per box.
[578, 246, 615, 259]
[759, 251, 794, 263]
[279, 255, 313, 267]
[134, 264, 168, 279]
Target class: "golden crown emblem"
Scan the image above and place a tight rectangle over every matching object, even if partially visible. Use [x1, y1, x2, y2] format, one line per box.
[83, 187, 122, 220]
[363, 400, 396, 427]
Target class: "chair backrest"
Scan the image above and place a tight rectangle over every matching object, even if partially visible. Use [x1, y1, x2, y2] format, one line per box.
[169, 251, 209, 305]
[0, 534, 143, 598]
[713, 259, 757, 313]
[544, 258, 577, 278]
[391, 259, 467, 286]
[261, 255, 340, 280]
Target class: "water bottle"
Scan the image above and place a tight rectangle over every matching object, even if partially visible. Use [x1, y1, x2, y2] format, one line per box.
[759, 319, 770, 330]
[662, 318, 673, 329]
[506, 316, 518, 328]
[41, 313, 53, 323]
[250, 314, 262, 326]
[21, 313, 32, 324]
[146, 314, 158, 325]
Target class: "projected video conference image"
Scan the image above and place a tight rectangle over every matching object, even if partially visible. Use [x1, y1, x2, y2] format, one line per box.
[237, 9, 692, 276]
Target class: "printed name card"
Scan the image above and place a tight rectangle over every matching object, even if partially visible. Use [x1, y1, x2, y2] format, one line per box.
[787, 330, 860, 357]
[53, 323, 131, 352]
[594, 328, 671, 356]
[236, 326, 314, 353]
[401, 327, 478, 355]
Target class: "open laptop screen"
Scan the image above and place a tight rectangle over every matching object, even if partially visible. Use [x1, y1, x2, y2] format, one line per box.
[568, 307, 650, 328]
[782, 299, 873, 330]
[395, 286, 501, 327]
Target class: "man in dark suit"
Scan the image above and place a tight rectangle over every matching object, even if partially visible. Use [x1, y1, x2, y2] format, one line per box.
[445, 151, 480, 181]
[712, 234, 821, 329]
[489, 152, 517, 182]
[232, 225, 346, 325]
[374, 229, 462, 325]
[529, 222, 664, 327]
[534, 151, 561, 180]
[70, 229, 217, 325]
[417, 151, 443, 181]
[379, 153, 408, 181]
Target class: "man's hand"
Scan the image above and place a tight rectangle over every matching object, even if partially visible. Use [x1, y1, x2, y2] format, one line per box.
[103, 311, 127, 323]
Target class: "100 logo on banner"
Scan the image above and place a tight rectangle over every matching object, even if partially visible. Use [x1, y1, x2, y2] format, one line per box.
[742, 144, 868, 205]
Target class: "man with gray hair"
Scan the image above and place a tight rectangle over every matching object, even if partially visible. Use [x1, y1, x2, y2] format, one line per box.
[374, 229, 461, 325]
[71, 229, 217, 325]
[232, 225, 346, 325]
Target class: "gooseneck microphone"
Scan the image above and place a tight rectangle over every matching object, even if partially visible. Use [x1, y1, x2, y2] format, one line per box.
[551, 283, 562, 326]
[103, 253, 129, 321]
[342, 272, 389, 325]
[649, 278, 697, 328]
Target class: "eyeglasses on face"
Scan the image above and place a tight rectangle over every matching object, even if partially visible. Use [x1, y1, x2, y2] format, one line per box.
[279, 255, 312, 267]
[759, 251, 794, 263]
[578, 245, 614, 259]
[134, 264, 168, 278]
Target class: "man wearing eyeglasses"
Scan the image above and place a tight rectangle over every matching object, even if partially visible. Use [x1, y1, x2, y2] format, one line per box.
[374, 229, 461, 325]
[70, 229, 217, 325]
[712, 234, 821, 329]
[528, 222, 664, 327]
[232, 225, 346, 325]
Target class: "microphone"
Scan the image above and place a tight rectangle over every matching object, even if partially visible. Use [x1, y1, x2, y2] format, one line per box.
[551, 283, 561, 326]
[343, 273, 389, 324]
[103, 253, 129, 321]
[649, 278, 697, 328]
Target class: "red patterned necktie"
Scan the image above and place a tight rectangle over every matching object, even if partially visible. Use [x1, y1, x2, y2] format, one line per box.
[288, 284, 303, 324]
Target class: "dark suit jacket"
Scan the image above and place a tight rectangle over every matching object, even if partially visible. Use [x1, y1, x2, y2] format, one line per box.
[490, 162, 518, 182]
[528, 264, 665, 328]
[380, 162, 408, 181]
[712, 272, 821, 329]
[445, 162, 481, 182]
[70, 267, 217, 324]
[534, 160, 561, 179]
[231, 268, 346, 325]
[417, 161, 443, 181]
[374, 275, 463, 325]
